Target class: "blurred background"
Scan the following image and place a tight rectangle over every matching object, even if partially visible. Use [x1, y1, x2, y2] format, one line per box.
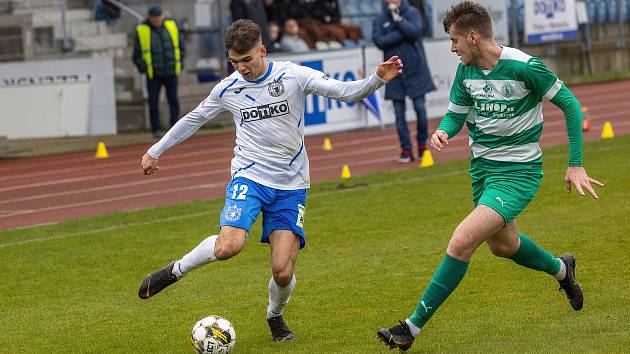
[0, 0, 628, 146]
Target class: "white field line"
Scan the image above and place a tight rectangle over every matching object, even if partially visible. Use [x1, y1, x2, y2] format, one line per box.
[0, 211, 211, 248]
[0, 171, 229, 205]
[2, 140, 628, 248]
[0, 152, 414, 217]
[0, 170, 467, 249]
[0, 182, 223, 219]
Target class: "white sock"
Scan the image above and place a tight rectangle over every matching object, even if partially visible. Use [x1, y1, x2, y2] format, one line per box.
[405, 319, 420, 338]
[554, 257, 567, 281]
[266, 275, 296, 319]
[172, 235, 218, 278]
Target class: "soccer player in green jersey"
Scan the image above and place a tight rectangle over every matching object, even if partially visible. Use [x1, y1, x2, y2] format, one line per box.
[377, 1, 603, 350]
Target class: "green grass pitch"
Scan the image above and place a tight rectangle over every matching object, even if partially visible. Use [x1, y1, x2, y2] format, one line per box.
[1, 135, 629, 353]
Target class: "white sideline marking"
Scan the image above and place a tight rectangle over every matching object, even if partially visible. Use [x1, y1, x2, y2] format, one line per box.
[0, 170, 467, 249]
[1, 127, 627, 247]
[0, 183, 223, 219]
[0, 171, 228, 205]
[0, 211, 210, 249]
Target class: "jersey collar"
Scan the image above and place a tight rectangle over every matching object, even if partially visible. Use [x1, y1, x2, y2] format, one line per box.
[244, 60, 273, 84]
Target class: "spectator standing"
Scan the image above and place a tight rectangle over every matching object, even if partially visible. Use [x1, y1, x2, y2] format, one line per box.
[230, 0, 272, 49]
[94, 0, 121, 26]
[263, 0, 290, 27]
[280, 19, 310, 53]
[409, 0, 432, 37]
[133, 6, 185, 138]
[373, 0, 435, 162]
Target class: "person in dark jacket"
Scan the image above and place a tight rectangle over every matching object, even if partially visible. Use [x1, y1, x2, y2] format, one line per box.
[263, 0, 290, 26]
[133, 6, 185, 138]
[373, 0, 435, 162]
[230, 0, 272, 49]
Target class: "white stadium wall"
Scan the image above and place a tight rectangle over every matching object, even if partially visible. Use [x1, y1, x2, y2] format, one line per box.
[0, 57, 116, 139]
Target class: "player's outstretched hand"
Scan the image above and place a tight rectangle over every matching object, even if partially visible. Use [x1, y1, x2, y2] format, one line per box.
[376, 56, 403, 82]
[430, 130, 449, 152]
[141, 152, 159, 175]
[565, 166, 603, 199]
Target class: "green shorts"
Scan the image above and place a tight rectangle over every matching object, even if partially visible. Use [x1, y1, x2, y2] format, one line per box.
[470, 167, 543, 225]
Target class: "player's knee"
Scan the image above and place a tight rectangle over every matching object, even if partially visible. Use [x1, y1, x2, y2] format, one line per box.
[272, 269, 293, 287]
[447, 231, 475, 260]
[214, 241, 241, 260]
[487, 242, 517, 258]
[215, 229, 246, 260]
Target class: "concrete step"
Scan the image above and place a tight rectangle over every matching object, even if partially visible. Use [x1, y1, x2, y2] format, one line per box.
[8, 0, 60, 11]
[74, 32, 127, 52]
[20, 8, 92, 27]
[53, 20, 108, 39]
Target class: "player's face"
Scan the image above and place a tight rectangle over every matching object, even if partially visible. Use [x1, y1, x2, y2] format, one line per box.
[228, 42, 268, 81]
[449, 28, 480, 66]
[149, 14, 164, 28]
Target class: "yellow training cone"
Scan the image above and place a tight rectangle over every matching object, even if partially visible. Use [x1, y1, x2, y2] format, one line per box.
[341, 164, 351, 179]
[323, 137, 333, 151]
[95, 142, 109, 158]
[419, 149, 434, 168]
[601, 121, 615, 139]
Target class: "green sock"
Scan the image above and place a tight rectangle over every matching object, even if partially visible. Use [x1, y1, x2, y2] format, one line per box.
[508, 233, 560, 276]
[408, 254, 469, 329]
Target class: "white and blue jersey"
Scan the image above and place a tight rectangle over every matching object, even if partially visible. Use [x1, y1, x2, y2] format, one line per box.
[148, 60, 387, 190]
[148, 60, 386, 246]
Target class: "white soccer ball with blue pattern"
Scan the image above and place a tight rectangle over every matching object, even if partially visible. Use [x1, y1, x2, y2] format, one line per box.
[191, 315, 236, 354]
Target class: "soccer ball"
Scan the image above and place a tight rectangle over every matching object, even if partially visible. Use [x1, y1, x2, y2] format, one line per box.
[191, 315, 236, 354]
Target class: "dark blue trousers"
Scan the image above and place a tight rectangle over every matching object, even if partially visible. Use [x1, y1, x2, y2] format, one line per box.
[393, 95, 428, 150]
[147, 75, 180, 134]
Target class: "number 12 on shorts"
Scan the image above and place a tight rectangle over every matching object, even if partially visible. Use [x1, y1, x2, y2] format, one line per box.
[231, 184, 248, 200]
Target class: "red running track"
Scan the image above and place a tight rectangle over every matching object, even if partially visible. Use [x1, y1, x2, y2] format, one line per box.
[1, 80, 629, 230]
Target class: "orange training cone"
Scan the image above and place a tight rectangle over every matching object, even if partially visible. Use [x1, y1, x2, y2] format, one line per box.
[95, 142, 109, 158]
[341, 164, 351, 179]
[419, 150, 434, 168]
[601, 121, 615, 139]
[581, 106, 591, 131]
[323, 137, 333, 151]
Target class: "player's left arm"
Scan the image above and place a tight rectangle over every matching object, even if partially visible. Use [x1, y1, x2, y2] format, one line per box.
[525, 57, 604, 198]
[294, 56, 402, 102]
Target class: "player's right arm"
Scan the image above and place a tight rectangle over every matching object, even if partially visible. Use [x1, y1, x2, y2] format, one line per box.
[431, 64, 472, 152]
[141, 87, 225, 175]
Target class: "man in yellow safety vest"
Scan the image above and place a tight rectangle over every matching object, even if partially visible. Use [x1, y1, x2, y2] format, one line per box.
[133, 6, 185, 138]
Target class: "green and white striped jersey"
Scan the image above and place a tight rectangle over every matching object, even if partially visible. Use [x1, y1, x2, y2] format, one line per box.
[438, 46, 582, 169]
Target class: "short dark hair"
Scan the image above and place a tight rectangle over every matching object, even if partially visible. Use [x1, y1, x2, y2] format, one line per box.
[443, 1, 493, 39]
[224, 19, 262, 53]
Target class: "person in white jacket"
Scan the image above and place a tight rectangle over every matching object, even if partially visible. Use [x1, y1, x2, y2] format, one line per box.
[137, 19, 403, 343]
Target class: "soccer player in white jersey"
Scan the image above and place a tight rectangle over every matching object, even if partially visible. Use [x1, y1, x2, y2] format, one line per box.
[138, 19, 403, 342]
[377, 2, 603, 350]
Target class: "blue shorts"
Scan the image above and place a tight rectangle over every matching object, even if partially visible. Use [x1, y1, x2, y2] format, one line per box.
[219, 177, 307, 248]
